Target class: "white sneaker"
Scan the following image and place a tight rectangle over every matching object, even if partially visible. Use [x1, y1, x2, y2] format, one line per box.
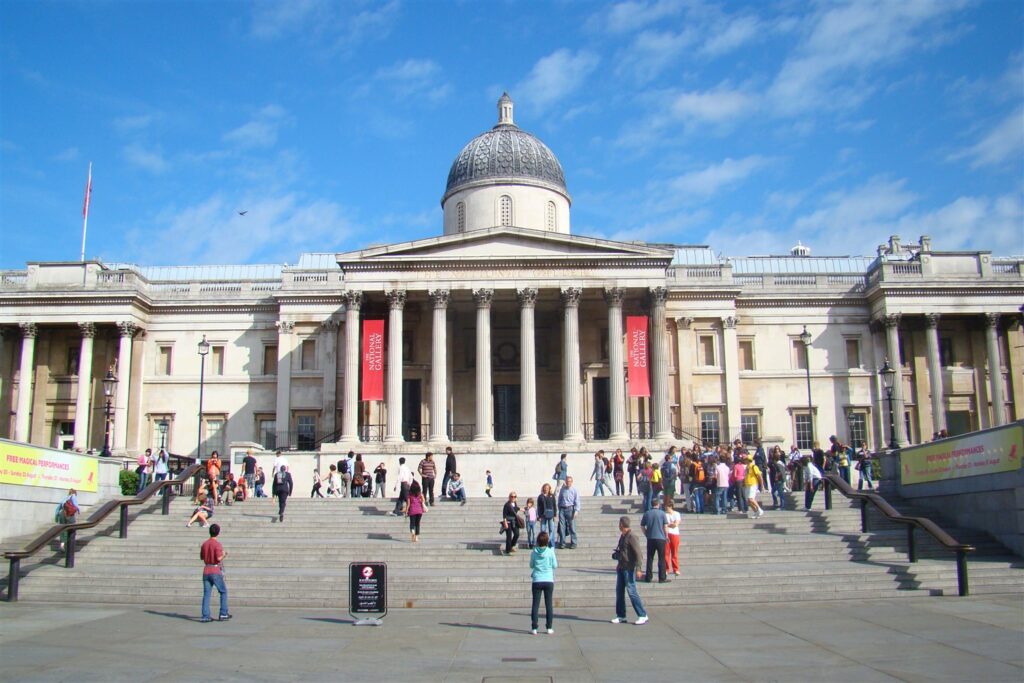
[610, 617, 625, 624]
[546, 628, 554, 635]
[758, 509, 765, 518]
[635, 616, 649, 625]
[531, 628, 537, 635]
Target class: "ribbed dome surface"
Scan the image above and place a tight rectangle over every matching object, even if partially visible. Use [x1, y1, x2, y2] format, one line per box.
[444, 123, 567, 197]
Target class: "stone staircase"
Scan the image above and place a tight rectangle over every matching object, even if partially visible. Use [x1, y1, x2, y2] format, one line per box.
[5, 492, 1023, 608]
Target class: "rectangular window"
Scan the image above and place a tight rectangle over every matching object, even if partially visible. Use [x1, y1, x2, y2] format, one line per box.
[848, 412, 868, 449]
[698, 335, 716, 367]
[740, 412, 760, 444]
[792, 340, 808, 370]
[211, 346, 224, 376]
[898, 337, 908, 366]
[258, 418, 276, 450]
[845, 339, 861, 369]
[157, 346, 172, 375]
[738, 340, 754, 371]
[301, 339, 316, 371]
[699, 411, 721, 446]
[939, 337, 954, 366]
[794, 412, 814, 450]
[203, 417, 225, 458]
[66, 347, 80, 375]
[263, 345, 278, 375]
[296, 415, 316, 450]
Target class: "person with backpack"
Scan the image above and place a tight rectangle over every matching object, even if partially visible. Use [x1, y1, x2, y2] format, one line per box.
[637, 461, 653, 513]
[612, 448, 625, 495]
[272, 464, 294, 523]
[337, 451, 353, 498]
[688, 454, 706, 514]
[56, 488, 79, 551]
[742, 454, 766, 519]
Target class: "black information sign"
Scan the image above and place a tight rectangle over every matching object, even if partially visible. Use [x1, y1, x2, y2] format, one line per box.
[349, 562, 387, 621]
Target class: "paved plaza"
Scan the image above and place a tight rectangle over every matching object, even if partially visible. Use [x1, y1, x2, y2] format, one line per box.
[1, 595, 1022, 682]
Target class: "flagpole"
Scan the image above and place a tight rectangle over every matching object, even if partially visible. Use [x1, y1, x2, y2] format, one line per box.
[80, 162, 92, 262]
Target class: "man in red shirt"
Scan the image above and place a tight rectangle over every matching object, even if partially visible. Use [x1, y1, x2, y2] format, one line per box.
[199, 524, 231, 622]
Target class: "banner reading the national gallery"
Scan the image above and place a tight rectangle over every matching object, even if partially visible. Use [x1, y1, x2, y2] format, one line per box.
[626, 316, 650, 397]
[361, 319, 385, 401]
[0, 440, 99, 492]
[900, 422, 1023, 485]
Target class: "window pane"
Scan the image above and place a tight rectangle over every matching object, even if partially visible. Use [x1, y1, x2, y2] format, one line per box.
[700, 412, 720, 446]
[741, 414, 759, 444]
[848, 412, 867, 449]
[297, 415, 316, 449]
[795, 413, 813, 450]
[205, 419, 225, 456]
[845, 339, 860, 368]
[259, 419, 276, 450]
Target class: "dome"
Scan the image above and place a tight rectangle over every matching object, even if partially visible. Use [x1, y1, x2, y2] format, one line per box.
[442, 93, 568, 204]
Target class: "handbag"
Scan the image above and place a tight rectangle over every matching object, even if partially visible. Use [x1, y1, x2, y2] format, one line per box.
[515, 514, 525, 529]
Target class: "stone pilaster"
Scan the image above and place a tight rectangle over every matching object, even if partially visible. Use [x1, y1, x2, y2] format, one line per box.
[721, 315, 741, 444]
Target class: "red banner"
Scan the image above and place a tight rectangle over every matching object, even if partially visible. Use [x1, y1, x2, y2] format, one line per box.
[626, 316, 650, 397]
[361, 319, 385, 401]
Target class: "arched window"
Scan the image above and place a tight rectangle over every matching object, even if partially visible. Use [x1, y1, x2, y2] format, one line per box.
[457, 202, 466, 232]
[546, 201, 556, 231]
[499, 195, 513, 227]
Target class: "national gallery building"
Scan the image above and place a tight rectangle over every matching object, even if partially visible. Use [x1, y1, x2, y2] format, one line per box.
[1, 96, 1022, 462]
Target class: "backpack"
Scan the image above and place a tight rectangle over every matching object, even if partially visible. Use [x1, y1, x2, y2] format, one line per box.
[275, 470, 286, 486]
[62, 497, 79, 518]
[692, 462, 705, 484]
[338, 459, 349, 475]
[660, 461, 676, 482]
[651, 467, 662, 485]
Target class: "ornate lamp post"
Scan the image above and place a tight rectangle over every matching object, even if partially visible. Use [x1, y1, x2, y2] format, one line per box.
[100, 369, 117, 457]
[799, 325, 814, 451]
[158, 419, 169, 451]
[879, 359, 897, 450]
[197, 335, 210, 460]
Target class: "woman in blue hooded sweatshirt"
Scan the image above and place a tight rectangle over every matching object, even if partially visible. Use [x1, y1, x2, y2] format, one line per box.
[529, 531, 558, 634]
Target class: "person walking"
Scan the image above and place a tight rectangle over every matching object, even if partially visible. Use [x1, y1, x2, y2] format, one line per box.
[502, 492, 522, 554]
[640, 499, 669, 583]
[198, 523, 231, 622]
[272, 464, 293, 522]
[392, 457, 413, 515]
[714, 456, 730, 514]
[664, 499, 681, 576]
[485, 470, 494, 497]
[310, 469, 324, 498]
[441, 446, 457, 500]
[591, 452, 609, 496]
[770, 451, 788, 510]
[613, 448, 625, 495]
[403, 480, 427, 543]
[537, 483, 557, 541]
[553, 453, 568, 496]
[803, 456, 824, 510]
[529, 531, 558, 635]
[611, 516, 648, 625]
[153, 449, 170, 495]
[55, 488, 79, 551]
[556, 477, 580, 549]
[241, 449, 257, 492]
[254, 466, 267, 498]
[418, 452, 437, 506]
[338, 451, 354, 498]
[352, 453, 366, 498]
[326, 464, 342, 498]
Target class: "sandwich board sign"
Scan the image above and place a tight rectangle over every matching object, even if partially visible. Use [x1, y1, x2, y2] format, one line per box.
[349, 562, 387, 625]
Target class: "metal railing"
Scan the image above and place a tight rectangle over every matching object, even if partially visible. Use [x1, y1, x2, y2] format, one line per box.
[822, 472, 975, 596]
[4, 463, 202, 602]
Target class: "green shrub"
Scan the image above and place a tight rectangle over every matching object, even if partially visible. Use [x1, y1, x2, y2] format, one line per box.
[119, 469, 139, 496]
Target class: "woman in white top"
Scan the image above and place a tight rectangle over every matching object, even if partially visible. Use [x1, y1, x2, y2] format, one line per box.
[803, 456, 823, 511]
[664, 499, 682, 576]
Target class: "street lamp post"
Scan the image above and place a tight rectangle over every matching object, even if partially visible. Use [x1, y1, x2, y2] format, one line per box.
[197, 335, 210, 461]
[100, 369, 117, 457]
[879, 359, 897, 450]
[799, 326, 814, 451]
[158, 419, 169, 451]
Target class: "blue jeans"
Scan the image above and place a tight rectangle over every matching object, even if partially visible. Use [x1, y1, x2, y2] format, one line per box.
[839, 466, 850, 484]
[715, 487, 728, 514]
[628, 472, 636, 495]
[154, 472, 168, 496]
[691, 486, 705, 513]
[615, 568, 647, 619]
[449, 488, 466, 502]
[136, 472, 149, 495]
[593, 479, 607, 496]
[531, 581, 554, 630]
[557, 508, 576, 547]
[527, 521, 536, 547]
[540, 516, 555, 540]
[641, 488, 653, 513]
[858, 465, 874, 490]
[201, 573, 229, 619]
[771, 483, 786, 509]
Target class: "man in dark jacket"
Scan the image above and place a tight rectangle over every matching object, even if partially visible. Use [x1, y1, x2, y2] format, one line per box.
[611, 516, 648, 625]
[272, 465, 294, 523]
[441, 446, 457, 500]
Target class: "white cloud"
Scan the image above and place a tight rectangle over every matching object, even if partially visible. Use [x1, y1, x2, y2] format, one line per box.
[122, 143, 168, 173]
[590, 0, 686, 35]
[371, 59, 451, 102]
[949, 108, 1024, 169]
[700, 14, 763, 57]
[223, 105, 289, 149]
[671, 87, 755, 122]
[515, 49, 599, 112]
[616, 29, 695, 82]
[669, 156, 769, 198]
[895, 194, 1024, 254]
[54, 147, 79, 162]
[250, 0, 399, 52]
[113, 114, 154, 132]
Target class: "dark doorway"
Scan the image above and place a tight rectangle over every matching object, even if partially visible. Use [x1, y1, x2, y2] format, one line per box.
[946, 410, 971, 437]
[593, 377, 611, 440]
[403, 379, 422, 442]
[494, 384, 521, 441]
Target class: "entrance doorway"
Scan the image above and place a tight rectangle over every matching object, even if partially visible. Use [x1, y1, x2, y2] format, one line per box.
[592, 377, 610, 439]
[494, 384, 521, 441]
[403, 379, 422, 442]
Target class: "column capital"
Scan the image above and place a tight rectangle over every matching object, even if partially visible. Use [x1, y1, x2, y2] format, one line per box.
[386, 289, 407, 310]
[882, 313, 901, 329]
[517, 287, 538, 308]
[19, 322, 37, 338]
[675, 316, 694, 330]
[79, 322, 97, 338]
[984, 312, 1000, 329]
[721, 316, 739, 330]
[473, 288, 493, 308]
[924, 313, 940, 329]
[649, 286, 668, 306]
[276, 320, 295, 335]
[343, 290, 363, 311]
[116, 321, 139, 338]
[429, 289, 450, 309]
[603, 287, 625, 306]
[560, 287, 582, 308]
[321, 318, 341, 332]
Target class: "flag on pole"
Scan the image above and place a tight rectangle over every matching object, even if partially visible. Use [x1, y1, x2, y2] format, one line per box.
[82, 162, 92, 219]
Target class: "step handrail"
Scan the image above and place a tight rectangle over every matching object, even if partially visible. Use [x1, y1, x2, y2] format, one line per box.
[4, 463, 202, 602]
[822, 472, 975, 596]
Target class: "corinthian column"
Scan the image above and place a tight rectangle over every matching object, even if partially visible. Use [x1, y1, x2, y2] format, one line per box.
[474, 288, 494, 442]
[518, 288, 539, 441]
[882, 314, 909, 446]
[15, 323, 37, 442]
[113, 321, 137, 451]
[561, 287, 583, 441]
[923, 314, 946, 434]
[384, 290, 406, 443]
[985, 313, 1006, 426]
[650, 286, 672, 440]
[605, 287, 627, 440]
[73, 323, 95, 450]
[340, 291, 362, 441]
[429, 289, 450, 443]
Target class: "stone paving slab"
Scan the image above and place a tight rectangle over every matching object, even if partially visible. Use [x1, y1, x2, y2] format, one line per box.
[1, 595, 1022, 682]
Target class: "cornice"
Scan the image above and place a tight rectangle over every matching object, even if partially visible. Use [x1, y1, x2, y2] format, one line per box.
[339, 257, 671, 272]
[736, 296, 868, 309]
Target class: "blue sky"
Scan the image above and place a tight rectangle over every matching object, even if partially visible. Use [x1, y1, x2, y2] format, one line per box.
[1, 0, 1021, 269]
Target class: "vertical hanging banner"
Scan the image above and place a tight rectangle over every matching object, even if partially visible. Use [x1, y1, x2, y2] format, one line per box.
[361, 319, 385, 401]
[626, 316, 650, 397]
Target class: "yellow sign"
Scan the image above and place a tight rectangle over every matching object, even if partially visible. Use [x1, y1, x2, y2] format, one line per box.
[0, 440, 99, 492]
[900, 422, 1023, 485]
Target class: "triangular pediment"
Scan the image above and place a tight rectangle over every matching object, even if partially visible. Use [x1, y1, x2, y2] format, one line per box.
[337, 227, 673, 264]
